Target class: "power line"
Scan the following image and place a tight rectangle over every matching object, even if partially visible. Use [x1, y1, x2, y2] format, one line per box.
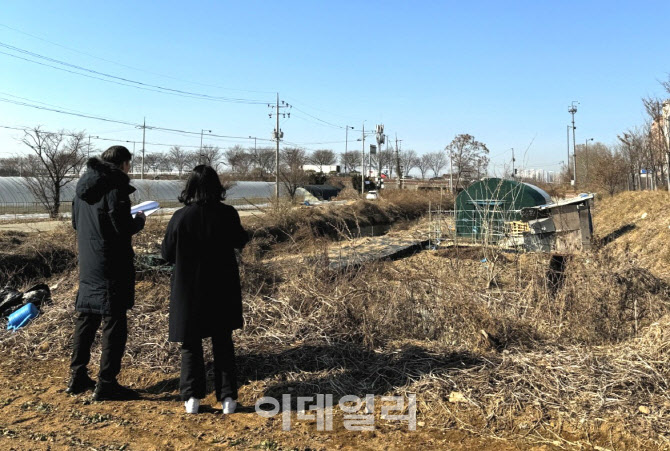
[0, 95, 275, 146]
[0, 96, 138, 126]
[0, 41, 271, 105]
[0, 123, 268, 156]
[0, 22, 274, 95]
[290, 106, 346, 129]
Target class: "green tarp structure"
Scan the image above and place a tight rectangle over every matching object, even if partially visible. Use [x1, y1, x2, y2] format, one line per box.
[455, 178, 551, 241]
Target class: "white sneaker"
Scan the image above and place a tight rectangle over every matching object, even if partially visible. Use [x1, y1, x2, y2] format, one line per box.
[222, 397, 237, 414]
[184, 397, 200, 414]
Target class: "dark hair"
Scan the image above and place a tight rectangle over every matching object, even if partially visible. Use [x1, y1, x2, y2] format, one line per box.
[101, 145, 132, 167]
[178, 165, 226, 205]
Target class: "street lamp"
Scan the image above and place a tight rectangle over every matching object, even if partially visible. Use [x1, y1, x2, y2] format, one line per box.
[249, 136, 257, 153]
[569, 101, 579, 184]
[200, 129, 211, 164]
[87, 135, 99, 159]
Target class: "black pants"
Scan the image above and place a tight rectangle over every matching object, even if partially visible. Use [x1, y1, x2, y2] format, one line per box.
[180, 332, 237, 401]
[70, 312, 128, 384]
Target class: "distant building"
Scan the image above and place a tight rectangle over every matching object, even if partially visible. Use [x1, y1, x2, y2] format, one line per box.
[517, 168, 556, 184]
[302, 164, 341, 173]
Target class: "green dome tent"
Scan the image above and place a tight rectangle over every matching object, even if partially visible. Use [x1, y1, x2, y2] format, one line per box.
[455, 178, 551, 241]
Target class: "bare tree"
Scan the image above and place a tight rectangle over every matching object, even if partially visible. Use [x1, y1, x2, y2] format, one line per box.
[280, 147, 308, 199]
[446, 134, 489, 189]
[0, 156, 28, 176]
[427, 151, 447, 178]
[158, 153, 173, 173]
[223, 145, 250, 175]
[640, 97, 668, 189]
[310, 149, 337, 172]
[169, 145, 190, 177]
[143, 152, 163, 174]
[417, 154, 432, 179]
[340, 151, 360, 174]
[21, 127, 86, 218]
[200, 145, 222, 167]
[592, 148, 629, 196]
[399, 149, 419, 177]
[618, 127, 647, 190]
[249, 146, 275, 179]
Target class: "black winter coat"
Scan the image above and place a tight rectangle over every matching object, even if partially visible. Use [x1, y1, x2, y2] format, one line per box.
[161, 202, 248, 342]
[72, 158, 145, 315]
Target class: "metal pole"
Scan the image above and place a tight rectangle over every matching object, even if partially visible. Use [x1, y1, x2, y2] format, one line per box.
[361, 123, 365, 195]
[386, 138, 391, 179]
[141, 117, 146, 180]
[345, 126, 349, 174]
[570, 104, 577, 185]
[88, 135, 91, 159]
[275, 93, 280, 200]
[567, 125, 571, 183]
[395, 134, 402, 190]
[572, 128, 577, 185]
[511, 147, 515, 179]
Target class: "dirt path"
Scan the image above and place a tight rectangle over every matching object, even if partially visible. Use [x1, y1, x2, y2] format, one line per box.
[0, 359, 531, 450]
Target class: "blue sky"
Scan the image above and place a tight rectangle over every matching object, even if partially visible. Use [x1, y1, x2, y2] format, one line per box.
[1, 1, 669, 175]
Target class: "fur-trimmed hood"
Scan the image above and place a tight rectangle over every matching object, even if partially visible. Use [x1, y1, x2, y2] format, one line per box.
[76, 158, 136, 204]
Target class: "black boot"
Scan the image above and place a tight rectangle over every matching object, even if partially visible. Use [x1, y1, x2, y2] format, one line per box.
[92, 381, 140, 401]
[65, 373, 96, 395]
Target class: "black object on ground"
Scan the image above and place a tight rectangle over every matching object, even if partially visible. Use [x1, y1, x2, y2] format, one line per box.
[0, 283, 51, 317]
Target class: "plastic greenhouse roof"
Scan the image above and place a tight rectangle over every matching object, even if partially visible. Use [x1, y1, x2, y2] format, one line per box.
[0, 177, 281, 204]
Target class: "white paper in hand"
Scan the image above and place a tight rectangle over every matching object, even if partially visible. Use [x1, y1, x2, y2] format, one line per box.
[131, 200, 160, 218]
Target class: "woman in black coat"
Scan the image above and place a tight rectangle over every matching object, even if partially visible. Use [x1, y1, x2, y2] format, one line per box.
[161, 165, 248, 414]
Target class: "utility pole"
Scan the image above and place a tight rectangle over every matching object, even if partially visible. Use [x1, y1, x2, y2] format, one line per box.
[569, 101, 578, 186]
[395, 134, 402, 190]
[344, 126, 353, 174]
[361, 123, 365, 195]
[268, 93, 291, 200]
[141, 117, 146, 180]
[376, 124, 385, 186]
[386, 138, 392, 179]
[567, 125, 571, 184]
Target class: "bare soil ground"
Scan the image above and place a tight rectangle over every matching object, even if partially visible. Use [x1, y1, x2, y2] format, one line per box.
[0, 358, 530, 451]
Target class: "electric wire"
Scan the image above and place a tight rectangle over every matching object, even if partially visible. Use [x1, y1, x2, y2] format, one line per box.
[0, 41, 271, 104]
[0, 22, 274, 94]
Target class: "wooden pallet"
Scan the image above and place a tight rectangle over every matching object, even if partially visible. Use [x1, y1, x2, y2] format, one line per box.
[506, 221, 529, 237]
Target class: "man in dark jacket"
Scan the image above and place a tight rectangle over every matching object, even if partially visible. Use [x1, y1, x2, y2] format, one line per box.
[67, 146, 146, 401]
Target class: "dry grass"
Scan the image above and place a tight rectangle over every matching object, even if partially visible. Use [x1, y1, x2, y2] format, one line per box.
[0, 191, 669, 448]
[594, 190, 670, 278]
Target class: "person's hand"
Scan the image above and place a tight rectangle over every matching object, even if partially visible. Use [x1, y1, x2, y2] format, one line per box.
[136, 211, 146, 220]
